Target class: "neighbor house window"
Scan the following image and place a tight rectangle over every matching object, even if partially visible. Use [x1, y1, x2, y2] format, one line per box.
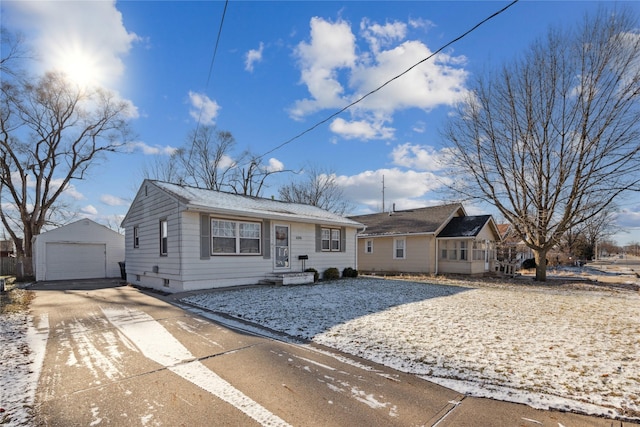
[460, 241, 468, 260]
[450, 241, 458, 260]
[365, 240, 373, 254]
[394, 238, 406, 259]
[159, 219, 168, 255]
[321, 228, 341, 252]
[440, 241, 448, 259]
[212, 219, 261, 254]
[133, 226, 139, 248]
[473, 241, 486, 261]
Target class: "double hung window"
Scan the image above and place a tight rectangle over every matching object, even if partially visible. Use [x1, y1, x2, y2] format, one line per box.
[321, 228, 341, 252]
[212, 219, 261, 254]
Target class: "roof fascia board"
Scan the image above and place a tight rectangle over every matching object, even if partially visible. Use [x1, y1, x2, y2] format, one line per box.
[186, 205, 361, 228]
[357, 231, 436, 238]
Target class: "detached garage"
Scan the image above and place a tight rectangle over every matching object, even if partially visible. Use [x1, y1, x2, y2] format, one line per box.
[33, 219, 125, 281]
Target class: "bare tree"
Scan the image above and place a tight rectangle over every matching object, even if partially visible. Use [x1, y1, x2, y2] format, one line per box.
[178, 126, 239, 190]
[1, 55, 133, 275]
[442, 6, 640, 281]
[144, 126, 289, 197]
[229, 156, 290, 197]
[278, 165, 352, 215]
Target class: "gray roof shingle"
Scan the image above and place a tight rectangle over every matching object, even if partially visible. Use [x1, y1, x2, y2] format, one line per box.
[152, 180, 363, 227]
[348, 204, 464, 236]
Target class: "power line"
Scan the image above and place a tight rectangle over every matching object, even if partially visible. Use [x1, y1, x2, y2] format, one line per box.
[257, 0, 519, 160]
[192, 0, 229, 138]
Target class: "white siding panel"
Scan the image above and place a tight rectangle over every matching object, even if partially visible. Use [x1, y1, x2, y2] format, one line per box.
[122, 182, 183, 292]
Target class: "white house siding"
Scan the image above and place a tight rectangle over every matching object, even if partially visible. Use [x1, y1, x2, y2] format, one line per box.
[33, 219, 124, 281]
[178, 211, 273, 291]
[122, 183, 183, 292]
[178, 214, 359, 292]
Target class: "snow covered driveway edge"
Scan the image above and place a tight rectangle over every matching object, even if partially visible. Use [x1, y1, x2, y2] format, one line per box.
[182, 277, 640, 421]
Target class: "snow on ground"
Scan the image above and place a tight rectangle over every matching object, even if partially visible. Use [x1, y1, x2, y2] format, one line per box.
[182, 277, 640, 421]
[0, 311, 49, 426]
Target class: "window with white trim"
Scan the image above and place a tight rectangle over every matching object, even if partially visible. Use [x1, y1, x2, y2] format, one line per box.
[450, 241, 458, 260]
[460, 241, 468, 260]
[212, 219, 261, 254]
[159, 219, 168, 255]
[133, 226, 139, 248]
[394, 238, 406, 259]
[440, 241, 448, 259]
[321, 228, 341, 252]
[365, 239, 373, 254]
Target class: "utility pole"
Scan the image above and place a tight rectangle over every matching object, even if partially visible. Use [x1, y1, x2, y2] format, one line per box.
[381, 175, 385, 213]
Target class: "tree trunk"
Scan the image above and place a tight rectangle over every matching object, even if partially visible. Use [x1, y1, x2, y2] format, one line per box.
[534, 249, 548, 282]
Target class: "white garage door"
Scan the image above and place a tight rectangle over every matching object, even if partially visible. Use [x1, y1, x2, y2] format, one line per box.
[45, 243, 106, 280]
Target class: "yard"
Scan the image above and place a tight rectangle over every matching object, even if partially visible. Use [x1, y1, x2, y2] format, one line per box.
[182, 275, 640, 421]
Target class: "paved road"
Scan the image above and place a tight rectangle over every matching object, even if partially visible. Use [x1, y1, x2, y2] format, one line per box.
[29, 281, 633, 426]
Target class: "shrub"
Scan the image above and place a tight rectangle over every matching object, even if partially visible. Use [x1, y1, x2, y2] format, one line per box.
[522, 258, 536, 269]
[342, 267, 358, 278]
[305, 268, 319, 283]
[322, 267, 340, 281]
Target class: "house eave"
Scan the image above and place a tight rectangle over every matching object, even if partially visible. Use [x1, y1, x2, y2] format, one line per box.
[185, 204, 363, 228]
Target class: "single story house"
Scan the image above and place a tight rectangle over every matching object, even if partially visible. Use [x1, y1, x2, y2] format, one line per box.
[120, 180, 363, 293]
[32, 218, 125, 281]
[349, 203, 501, 275]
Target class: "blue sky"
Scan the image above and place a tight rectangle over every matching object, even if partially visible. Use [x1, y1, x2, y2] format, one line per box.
[2, 1, 640, 246]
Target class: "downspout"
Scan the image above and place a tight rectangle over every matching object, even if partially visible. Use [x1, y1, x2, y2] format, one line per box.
[435, 237, 439, 275]
[355, 225, 366, 271]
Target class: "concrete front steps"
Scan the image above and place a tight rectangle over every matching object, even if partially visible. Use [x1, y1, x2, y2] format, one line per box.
[259, 272, 315, 286]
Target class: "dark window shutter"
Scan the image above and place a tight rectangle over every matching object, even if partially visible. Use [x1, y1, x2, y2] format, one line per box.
[262, 220, 271, 259]
[315, 225, 321, 252]
[200, 214, 210, 259]
[340, 227, 346, 252]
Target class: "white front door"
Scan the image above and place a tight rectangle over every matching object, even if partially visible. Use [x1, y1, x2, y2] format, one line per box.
[274, 225, 290, 270]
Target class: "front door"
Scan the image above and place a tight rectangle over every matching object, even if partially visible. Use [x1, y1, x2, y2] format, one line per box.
[274, 225, 290, 269]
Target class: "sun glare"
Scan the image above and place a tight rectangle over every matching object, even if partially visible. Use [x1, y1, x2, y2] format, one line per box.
[54, 42, 106, 89]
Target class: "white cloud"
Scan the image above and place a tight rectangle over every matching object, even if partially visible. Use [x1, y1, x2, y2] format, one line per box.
[360, 19, 407, 54]
[335, 168, 450, 213]
[266, 158, 284, 172]
[5, 1, 139, 90]
[330, 117, 394, 140]
[390, 143, 456, 171]
[245, 42, 264, 72]
[81, 204, 98, 216]
[289, 17, 357, 119]
[126, 141, 177, 156]
[290, 16, 469, 141]
[188, 91, 220, 125]
[100, 194, 127, 206]
[55, 181, 85, 200]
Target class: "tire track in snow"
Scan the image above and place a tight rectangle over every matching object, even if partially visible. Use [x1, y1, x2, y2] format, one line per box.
[101, 305, 291, 427]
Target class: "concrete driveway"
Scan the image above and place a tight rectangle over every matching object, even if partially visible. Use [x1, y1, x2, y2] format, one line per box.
[27, 280, 631, 426]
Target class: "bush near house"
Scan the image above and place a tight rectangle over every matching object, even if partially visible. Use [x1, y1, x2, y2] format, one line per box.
[323, 267, 340, 281]
[342, 267, 358, 278]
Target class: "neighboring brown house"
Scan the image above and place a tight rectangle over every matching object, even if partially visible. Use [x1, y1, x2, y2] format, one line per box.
[349, 203, 501, 275]
[0, 239, 17, 258]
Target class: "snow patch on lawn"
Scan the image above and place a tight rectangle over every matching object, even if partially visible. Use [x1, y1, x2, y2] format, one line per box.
[0, 312, 49, 425]
[182, 277, 640, 421]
